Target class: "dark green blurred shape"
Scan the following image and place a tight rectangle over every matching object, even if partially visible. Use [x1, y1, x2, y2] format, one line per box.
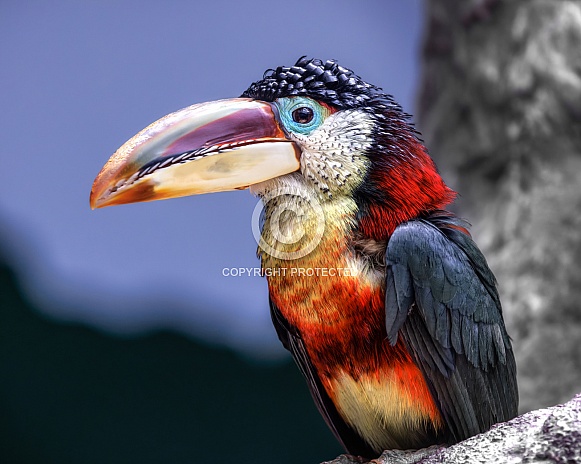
[0, 256, 340, 463]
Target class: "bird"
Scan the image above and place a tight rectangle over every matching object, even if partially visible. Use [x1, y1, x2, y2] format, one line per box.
[90, 57, 518, 458]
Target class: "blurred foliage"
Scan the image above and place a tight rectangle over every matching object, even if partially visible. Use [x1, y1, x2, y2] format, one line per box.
[0, 254, 341, 463]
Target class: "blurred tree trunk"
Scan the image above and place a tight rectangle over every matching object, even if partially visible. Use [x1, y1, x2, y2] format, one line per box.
[417, 0, 581, 412]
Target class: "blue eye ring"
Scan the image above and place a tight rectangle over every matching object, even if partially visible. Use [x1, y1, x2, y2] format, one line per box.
[274, 97, 330, 136]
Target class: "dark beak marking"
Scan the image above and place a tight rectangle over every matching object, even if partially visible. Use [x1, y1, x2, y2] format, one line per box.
[107, 139, 284, 196]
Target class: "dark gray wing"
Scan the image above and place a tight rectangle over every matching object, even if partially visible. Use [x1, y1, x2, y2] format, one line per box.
[385, 215, 518, 442]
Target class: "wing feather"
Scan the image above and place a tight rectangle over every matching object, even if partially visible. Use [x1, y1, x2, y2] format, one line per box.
[385, 215, 518, 442]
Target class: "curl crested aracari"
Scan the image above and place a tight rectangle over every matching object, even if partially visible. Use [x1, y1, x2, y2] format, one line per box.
[91, 57, 518, 458]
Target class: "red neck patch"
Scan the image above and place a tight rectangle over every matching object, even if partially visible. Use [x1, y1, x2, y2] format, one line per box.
[357, 122, 456, 240]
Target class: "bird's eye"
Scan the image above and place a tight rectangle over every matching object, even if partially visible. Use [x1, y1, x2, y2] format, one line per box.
[292, 107, 314, 124]
[275, 97, 332, 136]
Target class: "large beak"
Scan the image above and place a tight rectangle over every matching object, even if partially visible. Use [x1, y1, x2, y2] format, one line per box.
[90, 98, 300, 209]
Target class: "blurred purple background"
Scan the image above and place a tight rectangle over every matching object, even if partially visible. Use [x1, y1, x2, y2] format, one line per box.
[0, 0, 422, 357]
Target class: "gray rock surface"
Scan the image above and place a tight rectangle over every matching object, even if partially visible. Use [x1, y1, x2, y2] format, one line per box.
[410, 393, 581, 463]
[324, 393, 581, 463]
